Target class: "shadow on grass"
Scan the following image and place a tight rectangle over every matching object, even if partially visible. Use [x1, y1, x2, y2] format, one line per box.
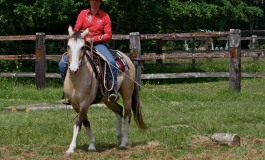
[76, 141, 147, 153]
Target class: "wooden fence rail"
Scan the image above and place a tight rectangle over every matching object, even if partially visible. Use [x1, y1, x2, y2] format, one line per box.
[2, 72, 265, 79]
[1, 30, 265, 91]
[0, 50, 263, 60]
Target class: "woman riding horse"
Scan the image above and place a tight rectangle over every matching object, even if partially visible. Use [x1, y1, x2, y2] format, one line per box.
[64, 26, 147, 153]
[59, 0, 118, 102]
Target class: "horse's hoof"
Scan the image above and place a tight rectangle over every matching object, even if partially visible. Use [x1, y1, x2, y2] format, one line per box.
[88, 145, 96, 152]
[119, 143, 127, 150]
[119, 146, 127, 150]
[66, 150, 74, 154]
[88, 148, 96, 152]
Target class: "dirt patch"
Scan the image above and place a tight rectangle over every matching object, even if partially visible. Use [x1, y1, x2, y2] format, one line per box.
[0, 141, 166, 160]
[4, 103, 106, 112]
[180, 135, 265, 160]
[1, 137, 264, 159]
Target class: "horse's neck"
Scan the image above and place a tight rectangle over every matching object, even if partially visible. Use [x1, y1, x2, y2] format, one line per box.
[64, 57, 98, 105]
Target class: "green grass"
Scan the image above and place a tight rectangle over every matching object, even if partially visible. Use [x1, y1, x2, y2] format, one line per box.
[0, 78, 62, 109]
[0, 77, 265, 159]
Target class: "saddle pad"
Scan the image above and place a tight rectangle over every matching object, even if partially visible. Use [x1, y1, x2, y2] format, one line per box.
[110, 50, 129, 72]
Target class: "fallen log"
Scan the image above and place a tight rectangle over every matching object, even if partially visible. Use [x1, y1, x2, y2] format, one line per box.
[211, 133, 240, 147]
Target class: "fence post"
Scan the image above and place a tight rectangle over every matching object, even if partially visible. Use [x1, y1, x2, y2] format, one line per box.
[129, 32, 142, 86]
[206, 38, 213, 52]
[35, 33, 46, 89]
[229, 29, 241, 92]
[191, 37, 196, 71]
[252, 35, 258, 49]
[156, 39, 163, 64]
[251, 35, 261, 61]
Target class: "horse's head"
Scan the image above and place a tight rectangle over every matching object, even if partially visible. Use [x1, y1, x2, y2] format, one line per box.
[67, 26, 89, 75]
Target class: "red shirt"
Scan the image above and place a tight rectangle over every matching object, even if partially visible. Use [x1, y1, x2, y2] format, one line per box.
[74, 9, 112, 43]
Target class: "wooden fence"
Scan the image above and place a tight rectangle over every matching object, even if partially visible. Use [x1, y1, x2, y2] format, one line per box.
[0, 29, 265, 91]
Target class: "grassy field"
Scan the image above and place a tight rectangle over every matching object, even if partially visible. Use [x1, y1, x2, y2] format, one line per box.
[0, 77, 265, 159]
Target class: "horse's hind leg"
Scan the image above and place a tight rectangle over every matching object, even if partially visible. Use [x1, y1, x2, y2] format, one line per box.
[83, 117, 96, 151]
[106, 99, 132, 148]
[115, 112, 123, 145]
[119, 89, 133, 148]
[120, 106, 131, 148]
[104, 101, 123, 145]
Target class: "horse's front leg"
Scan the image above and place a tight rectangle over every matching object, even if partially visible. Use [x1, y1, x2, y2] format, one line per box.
[66, 107, 91, 153]
[66, 123, 80, 154]
[83, 117, 96, 151]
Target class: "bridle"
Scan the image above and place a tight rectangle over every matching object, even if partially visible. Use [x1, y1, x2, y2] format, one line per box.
[65, 32, 95, 71]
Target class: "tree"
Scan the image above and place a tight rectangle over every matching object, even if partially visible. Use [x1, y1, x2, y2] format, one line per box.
[166, 0, 263, 32]
[0, 0, 264, 35]
[0, 0, 80, 35]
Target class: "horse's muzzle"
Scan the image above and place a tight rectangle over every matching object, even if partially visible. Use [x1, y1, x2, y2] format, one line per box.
[69, 68, 79, 75]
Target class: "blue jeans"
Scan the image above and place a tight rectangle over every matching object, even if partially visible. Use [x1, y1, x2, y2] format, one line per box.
[58, 43, 117, 90]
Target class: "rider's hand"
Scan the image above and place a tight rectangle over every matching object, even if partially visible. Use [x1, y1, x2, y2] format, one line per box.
[85, 37, 94, 43]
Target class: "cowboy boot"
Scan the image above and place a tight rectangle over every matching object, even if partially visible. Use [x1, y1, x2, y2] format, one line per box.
[60, 92, 71, 105]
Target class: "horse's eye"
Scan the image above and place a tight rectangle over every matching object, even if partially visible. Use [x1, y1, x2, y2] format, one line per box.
[81, 46, 85, 50]
[67, 45, 70, 50]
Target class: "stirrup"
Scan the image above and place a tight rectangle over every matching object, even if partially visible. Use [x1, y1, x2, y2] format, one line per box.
[108, 93, 118, 102]
[61, 98, 71, 105]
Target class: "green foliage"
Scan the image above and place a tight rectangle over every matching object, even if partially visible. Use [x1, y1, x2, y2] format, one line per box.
[167, 0, 263, 31]
[0, 61, 22, 72]
[0, 0, 79, 34]
[1, 0, 264, 35]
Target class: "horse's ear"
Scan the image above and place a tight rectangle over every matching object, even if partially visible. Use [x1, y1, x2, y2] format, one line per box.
[68, 26, 74, 36]
[81, 28, 89, 38]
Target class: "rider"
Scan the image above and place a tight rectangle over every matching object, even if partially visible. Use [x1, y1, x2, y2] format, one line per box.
[59, 0, 118, 103]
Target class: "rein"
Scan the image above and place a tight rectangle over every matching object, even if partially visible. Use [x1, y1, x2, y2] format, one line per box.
[78, 32, 94, 68]
[87, 32, 94, 60]
[79, 50, 89, 68]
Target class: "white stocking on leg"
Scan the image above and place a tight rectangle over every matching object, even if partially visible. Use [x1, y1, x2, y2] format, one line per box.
[116, 113, 123, 145]
[119, 116, 130, 148]
[66, 124, 80, 154]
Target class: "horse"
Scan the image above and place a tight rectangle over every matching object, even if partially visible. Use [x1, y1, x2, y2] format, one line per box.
[64, 26, 147, 153]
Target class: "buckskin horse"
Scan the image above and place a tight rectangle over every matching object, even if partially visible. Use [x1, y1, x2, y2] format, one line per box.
[64, 26, 147, 153]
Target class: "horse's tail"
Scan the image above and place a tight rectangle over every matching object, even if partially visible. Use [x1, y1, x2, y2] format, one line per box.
[131, 85, 147, 130]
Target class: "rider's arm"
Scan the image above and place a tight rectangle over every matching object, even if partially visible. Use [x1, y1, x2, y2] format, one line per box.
[92, 13, 112, 43]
